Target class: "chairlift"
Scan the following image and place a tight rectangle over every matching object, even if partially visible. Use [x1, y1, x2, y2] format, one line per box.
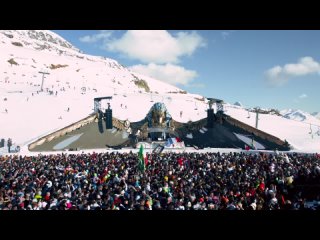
[309, 124, 314, 139]
[81, 86, 86, 95]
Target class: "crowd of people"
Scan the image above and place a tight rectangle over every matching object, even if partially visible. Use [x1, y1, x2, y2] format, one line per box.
[0, 151, 320, 210]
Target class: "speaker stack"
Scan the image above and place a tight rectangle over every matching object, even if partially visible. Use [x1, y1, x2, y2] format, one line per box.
[105, 109, 113, 129]
[98, 110, 104, 133]
[207, 109, 214, 128]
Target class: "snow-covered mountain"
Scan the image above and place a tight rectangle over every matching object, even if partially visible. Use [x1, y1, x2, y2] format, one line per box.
[0, 30, 205, 147]
[233, 101, 243, 107]
[281, 109, 307, 121]
[1, 30, 80, 56]
[0, 30, 320, 153]
[280, 109, 320, 125]
[311, 112, 320, 120]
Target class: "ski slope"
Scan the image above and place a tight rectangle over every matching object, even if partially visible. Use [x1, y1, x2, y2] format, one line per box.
[0, 30, 207, 149]
[0, 30, 319, 153]
[224, 104, 320, 152]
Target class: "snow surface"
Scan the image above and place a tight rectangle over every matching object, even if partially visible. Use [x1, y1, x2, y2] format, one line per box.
[225, 104, 320, 152]
[0, 30, 320, 154]
[0, 30, 206, 147]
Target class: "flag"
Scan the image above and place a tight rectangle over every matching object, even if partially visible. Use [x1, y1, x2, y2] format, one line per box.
[165, 138, 173, 147]
[177, 157, 184, 166]
[171, 138, 177, 145]
[251, 138, 256, 150]
[281, 195, 285, 205]
[245, 144, 250, 151]
[145, 153, 149, 166]
[138, 144, 146, 172]
[165, 138, 172, 147]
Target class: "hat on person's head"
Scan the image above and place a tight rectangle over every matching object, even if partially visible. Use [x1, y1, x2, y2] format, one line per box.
[193, 203, 200, 210]
[46, 181, 52, 188]
[285, 200, 292, 205]
[250, 202, 256, 210]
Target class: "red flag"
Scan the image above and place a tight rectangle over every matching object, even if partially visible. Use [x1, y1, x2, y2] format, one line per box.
[245, 145, 250, 151]
[281, 195, 285, 205]
[176, 137, 182, 142]
[258, 182, 265, 191]
[145, 153, 148, 166]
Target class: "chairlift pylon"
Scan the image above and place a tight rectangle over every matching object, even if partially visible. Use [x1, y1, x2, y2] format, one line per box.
[309, 123, 312, 134]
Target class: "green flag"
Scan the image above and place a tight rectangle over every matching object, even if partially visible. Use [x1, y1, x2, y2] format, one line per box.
[138, 144, 145, 172]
